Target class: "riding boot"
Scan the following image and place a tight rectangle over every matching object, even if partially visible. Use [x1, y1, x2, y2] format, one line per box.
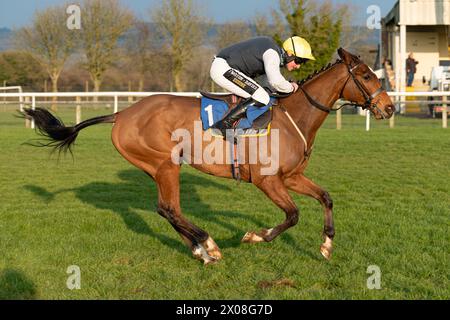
[212, 98, 261, 137]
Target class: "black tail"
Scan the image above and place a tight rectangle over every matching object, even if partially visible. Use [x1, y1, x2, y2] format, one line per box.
[22, 108, 115, 154]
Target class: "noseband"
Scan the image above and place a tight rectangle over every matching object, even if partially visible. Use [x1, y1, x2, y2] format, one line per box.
[300, 61, 387, 118]
[345, 63, 386, 118]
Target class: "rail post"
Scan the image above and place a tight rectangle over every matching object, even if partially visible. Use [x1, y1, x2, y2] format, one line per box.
[114, 95, 119, 113]
[389, 111, 395, 128]
[24, 96, 30, 128]
[366, 110, 370, 131]
[19, 87, 24, 112]
[443, 94, 448, 129]
[128, 82, 133, 103]
[76, 96, 81, 124]
[336, 108, 342, 130]
[31, 95, 36, 129]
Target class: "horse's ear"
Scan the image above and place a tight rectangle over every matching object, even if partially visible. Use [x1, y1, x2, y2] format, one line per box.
[337, 47, 348, 59]
[338, 47, 361, 65]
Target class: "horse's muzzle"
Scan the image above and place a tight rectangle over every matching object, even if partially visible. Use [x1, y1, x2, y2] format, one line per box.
[385, 104, 395, 118]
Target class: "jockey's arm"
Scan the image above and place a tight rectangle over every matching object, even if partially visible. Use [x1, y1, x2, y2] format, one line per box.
[262, 49, 295, 93]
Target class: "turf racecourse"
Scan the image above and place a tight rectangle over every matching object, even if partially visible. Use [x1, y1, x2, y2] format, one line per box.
[0, 106, 448, 300]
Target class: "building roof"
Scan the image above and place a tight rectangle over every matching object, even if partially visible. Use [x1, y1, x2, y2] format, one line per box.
[383, 0, 450, 26]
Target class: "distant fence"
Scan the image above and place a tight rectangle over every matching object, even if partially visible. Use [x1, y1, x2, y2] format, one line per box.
[0, 91, 448, 130]
[0, 86, 24, 109]
[0, 92, 202, 129]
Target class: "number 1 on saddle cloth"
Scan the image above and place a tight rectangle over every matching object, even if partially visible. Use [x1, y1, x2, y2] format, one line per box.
[200, 97, 274, 132]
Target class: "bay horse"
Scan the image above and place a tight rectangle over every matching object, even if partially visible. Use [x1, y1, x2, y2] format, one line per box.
[23, 48, 394, 265]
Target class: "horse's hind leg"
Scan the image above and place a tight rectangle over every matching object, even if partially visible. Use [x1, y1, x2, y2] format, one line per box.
[284, 174, 334, 260]
[154, 159, 222, 264]
[242, 176, 299, 243]
[112, 120, 221, 264]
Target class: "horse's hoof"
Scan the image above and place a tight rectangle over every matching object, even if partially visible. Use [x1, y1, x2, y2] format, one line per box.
[203, 255, 219, 265]
[203, 237, 222, 260]
[207, 249, 222, 261]
[242, 231, 266, 243]
[193, 245, 218, 265]
[193, 237, 222, 265]
[320, 244, 332, 260]
[320, 236, 333, 260]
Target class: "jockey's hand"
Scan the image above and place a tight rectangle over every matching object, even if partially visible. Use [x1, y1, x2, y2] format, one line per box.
[291, 82, 299, 93]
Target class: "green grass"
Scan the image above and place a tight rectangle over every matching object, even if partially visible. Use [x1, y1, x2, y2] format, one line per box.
[0, 106, 449, 299]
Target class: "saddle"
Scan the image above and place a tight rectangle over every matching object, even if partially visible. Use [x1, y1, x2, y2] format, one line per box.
[200, 91, 243, 108]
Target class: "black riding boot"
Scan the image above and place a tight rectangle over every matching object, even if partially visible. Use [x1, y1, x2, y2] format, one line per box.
[212, 98, 259, 136]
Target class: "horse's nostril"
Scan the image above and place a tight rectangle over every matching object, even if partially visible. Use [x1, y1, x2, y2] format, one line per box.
[387, 105, 395, 115]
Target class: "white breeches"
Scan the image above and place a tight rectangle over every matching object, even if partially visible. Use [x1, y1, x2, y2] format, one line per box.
[210, 57, 270, 105]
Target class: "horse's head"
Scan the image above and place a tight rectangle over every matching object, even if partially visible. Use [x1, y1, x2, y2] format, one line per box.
[338, 48, 395, 119]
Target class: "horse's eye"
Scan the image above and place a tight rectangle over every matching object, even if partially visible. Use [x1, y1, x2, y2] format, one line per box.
[363, 74, 371, 81]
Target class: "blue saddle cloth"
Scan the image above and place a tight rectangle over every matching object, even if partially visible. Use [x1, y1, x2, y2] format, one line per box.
[200, 97, 274, 131]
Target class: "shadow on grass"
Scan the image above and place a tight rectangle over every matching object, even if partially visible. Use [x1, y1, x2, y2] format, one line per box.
[24, 169, 317, 260]
[0, 269, 37, 300]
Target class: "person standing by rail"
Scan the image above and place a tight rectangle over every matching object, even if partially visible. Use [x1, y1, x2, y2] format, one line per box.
[406, 52, 419, 87]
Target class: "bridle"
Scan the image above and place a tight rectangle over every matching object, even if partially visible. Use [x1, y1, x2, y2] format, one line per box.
[300, 61, 388, 119]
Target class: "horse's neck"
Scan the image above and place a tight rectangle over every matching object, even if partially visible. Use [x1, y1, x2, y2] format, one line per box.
[285, 63, 347, 141]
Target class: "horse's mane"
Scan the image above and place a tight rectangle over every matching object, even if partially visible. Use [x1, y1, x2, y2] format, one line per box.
[297, 59, 343, 86]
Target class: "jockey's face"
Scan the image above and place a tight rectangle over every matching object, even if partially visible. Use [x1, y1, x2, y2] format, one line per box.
[286, 59, 301, 71]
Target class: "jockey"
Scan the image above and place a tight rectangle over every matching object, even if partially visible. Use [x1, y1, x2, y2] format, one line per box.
[210, 35, 315, 134]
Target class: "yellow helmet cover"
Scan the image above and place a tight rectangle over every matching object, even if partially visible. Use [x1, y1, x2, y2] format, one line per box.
[282, 36, 316, 61]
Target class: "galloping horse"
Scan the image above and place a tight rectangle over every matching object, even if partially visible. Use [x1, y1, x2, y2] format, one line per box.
[24, 48, 394, 265]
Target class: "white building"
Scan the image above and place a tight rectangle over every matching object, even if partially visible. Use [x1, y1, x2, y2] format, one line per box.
[382, 0, 450, 91]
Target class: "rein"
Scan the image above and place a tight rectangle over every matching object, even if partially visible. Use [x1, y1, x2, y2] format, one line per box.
[300, 87, 331, 113]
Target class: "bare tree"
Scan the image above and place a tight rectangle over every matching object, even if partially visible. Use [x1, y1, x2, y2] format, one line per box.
[146, 48, 173, 91]
[183, 46, 216, 91]
[79, 0, 133, 92]
[151, 0, 210, 91]
[212, 21, 252, 50]
[14, 5, 76, 99]
[254, 14, 272, 37]
[125, 21, 155, 91]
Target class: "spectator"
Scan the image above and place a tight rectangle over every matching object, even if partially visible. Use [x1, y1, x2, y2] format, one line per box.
[406, 53, 419, 86]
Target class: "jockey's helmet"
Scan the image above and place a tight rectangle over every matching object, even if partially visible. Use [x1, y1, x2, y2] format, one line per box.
[282, 36, 316, 61]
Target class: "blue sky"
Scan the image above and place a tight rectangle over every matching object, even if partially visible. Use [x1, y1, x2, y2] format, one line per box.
[0, 0, 397, 29]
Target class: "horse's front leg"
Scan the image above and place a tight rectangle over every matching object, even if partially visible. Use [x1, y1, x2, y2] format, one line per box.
[242, 176, 299, 243]
[284, 174, 335, 260]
